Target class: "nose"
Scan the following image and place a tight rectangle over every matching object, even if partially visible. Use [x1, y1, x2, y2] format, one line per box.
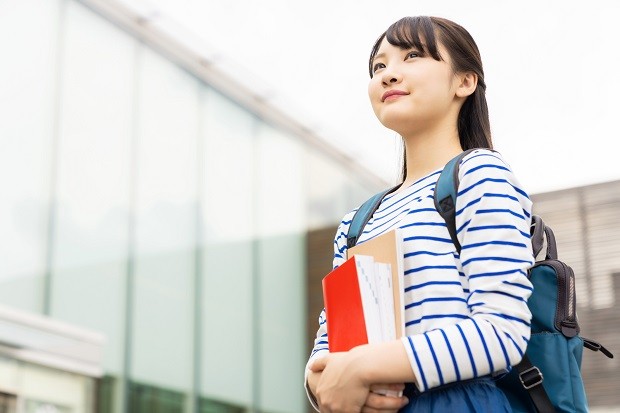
[381, 68, 402, 86]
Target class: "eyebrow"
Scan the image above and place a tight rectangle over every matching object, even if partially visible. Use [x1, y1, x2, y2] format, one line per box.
[372, 46, 427, 64]
[371, 52, 385, 64]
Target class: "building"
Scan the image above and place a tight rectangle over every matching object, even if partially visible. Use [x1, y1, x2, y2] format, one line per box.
[0, 0, 384, 412]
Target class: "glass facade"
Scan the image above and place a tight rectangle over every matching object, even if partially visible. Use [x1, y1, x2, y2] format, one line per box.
[0, 0, 379, 412]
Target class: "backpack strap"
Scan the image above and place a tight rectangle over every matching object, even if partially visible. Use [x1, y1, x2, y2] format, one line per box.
[347, 184, 401, 249]
[530, 215, 546, 259]
[514, 355, 556, 413]
[433, 149, 477, 253]
[582, 337, 614, 359]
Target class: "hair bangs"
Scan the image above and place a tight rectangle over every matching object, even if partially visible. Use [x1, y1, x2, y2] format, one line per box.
[369, 16, 442, 77]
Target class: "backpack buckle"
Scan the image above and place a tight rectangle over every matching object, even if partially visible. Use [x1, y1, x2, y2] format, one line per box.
[519, 366, 544, 390]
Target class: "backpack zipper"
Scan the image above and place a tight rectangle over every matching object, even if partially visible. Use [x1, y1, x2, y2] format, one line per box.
[531, 259, 579, 337]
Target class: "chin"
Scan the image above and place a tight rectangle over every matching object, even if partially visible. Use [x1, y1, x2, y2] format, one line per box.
[378, 111, 416, 135]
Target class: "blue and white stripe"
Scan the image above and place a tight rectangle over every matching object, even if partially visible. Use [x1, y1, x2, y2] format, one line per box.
[307, 149, 534, 393]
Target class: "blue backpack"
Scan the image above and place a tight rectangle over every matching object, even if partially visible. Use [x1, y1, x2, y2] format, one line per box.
[347, 149, 614, 412]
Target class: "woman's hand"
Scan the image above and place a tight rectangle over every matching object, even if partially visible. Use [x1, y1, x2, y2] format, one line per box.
[310, 351, 369, 412]
[310, 351, 408, 413]
[307, 367, 322, 402]
[362, 384, 408, 413]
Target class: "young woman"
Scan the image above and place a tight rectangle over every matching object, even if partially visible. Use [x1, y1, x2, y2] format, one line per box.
[305, 16, 534, 413]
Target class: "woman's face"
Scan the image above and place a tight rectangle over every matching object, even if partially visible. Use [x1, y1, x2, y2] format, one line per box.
[368, 38, 463, 136]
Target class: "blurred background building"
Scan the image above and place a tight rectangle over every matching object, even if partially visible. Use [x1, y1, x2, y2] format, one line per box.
[0, 0, 383, 412]
[1, 1, 618, 413]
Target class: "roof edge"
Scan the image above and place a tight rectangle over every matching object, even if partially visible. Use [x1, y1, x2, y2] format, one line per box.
[77, 0, 390, 190]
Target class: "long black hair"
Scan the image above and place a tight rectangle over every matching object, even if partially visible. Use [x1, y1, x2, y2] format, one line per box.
[369, 16, 492, 181]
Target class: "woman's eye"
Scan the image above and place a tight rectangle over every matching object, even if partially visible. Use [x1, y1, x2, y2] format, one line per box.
[373, 62, 385, 73]
[406, 51, 419, 59]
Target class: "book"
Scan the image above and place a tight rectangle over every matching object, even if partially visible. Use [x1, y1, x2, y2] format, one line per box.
[322, 254, 388, 352]
[322, 228, 405, 352]
[348, 228, 405, 339]
[372, 260, 396, 342]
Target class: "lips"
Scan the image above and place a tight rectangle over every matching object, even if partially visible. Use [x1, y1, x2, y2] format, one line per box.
[381, 90, 409, 102]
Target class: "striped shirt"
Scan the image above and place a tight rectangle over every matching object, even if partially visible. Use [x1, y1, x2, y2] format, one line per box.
[307, 149, 534, 397]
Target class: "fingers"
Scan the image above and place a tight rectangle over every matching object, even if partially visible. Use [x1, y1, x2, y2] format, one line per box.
[362, 391, 409, 413]
[309, 356, 328, 372]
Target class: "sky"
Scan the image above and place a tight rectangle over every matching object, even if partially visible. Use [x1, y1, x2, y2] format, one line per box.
[122, 0, 620, 195]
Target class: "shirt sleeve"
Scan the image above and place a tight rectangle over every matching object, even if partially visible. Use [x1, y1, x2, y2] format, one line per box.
[401, 149, 535, 392]
[304, 210, 355, 410]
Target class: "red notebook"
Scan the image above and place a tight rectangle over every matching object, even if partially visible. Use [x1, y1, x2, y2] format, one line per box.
[322, 254, 383, 352]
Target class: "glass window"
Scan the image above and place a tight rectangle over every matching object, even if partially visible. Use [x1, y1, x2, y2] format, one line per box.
[0, 392, 17, 413]
[131, 46, 200, 393]
[255, 124, 305, 237]
[200, 88, 254, 407]
[128, 382, 184, 413]
[24, 400, 71, 413]
[305, 148, 376, 230]
[255, 123, 305, 413]
[198, 397, 245, 413]
[0, 0, 60, 313]
[96, 375, 116, 413]
[48, 0, 135, 376]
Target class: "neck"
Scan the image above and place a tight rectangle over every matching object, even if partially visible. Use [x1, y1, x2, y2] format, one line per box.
[399, 122, 463, 188]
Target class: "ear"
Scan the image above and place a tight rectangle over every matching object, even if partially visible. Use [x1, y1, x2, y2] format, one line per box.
[455, 72, 478, 98]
